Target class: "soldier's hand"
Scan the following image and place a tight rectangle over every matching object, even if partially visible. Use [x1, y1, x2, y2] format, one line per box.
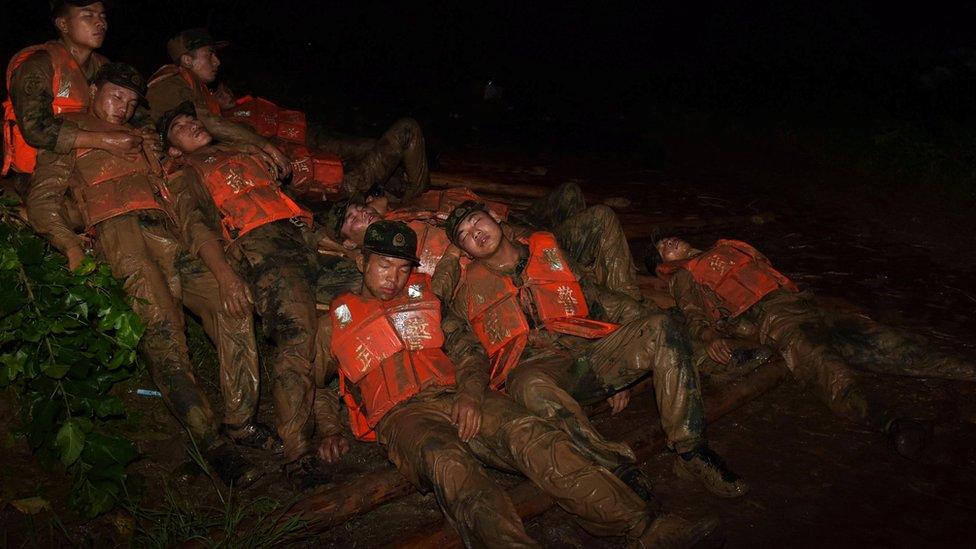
[98, 129, 144, 161]
[65, 247, 87, 272]
[607, 389, 631, 415]
[262, 143, 292, 178]
[707, 337, 734, 365]
[452, 393, 482, 443]
[318, 433, 350, 464]
[139, 127, 163, 154]
[218, 272, 254, 318]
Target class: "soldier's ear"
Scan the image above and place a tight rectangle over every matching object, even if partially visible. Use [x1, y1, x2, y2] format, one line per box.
[54, 16, 69, 35]
[355, 253, 366, 273]
[179, 52, 194, 69]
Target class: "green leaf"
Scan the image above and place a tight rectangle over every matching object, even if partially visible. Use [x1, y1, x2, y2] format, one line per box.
[16, 237, 45, 266]
[28, 399, 62, 449]
[83, 433, 138, 468]
[10, 496, 51, 515]
[2, 349, 28, 381]
[94, 396, 125, 418]
[41, 359, 70, 379]
[72, 256, 97, 276]
[56, 419, 87, 467]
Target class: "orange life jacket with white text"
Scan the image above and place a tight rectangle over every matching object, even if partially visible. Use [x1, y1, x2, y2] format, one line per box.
[656, 239, 798, 319]
[222, 95, 306, 143]
[63, 112, 170, 230]
[461, 232, 617, 388]
[183, 148, 312, 241]
[3, 41, 104, 175]
[330, 274, 456, 441]
[148, 64, 221, 116]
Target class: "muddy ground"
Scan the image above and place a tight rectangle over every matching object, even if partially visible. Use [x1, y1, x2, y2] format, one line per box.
[2, 138, 975, 547]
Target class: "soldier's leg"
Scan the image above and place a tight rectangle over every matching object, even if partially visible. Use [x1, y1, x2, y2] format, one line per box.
[93, 216, 218, 443]
[234, 224, 318, 463]
[338, 118, 429, 201]
[506, 355, 637, 470]
[176, 254, 264, 437]
[521, 180, 587, 229]
[376, 396, 538, 548]
[824, 311, 976, 381]
[553, 203, 643, 302]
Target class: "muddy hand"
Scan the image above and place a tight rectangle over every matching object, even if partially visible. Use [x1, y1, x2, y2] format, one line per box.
[318, 433, 350, 464]
[100, 129, 143, 161]
[452, 393, 483, 443]
[607, 389, 631, 415]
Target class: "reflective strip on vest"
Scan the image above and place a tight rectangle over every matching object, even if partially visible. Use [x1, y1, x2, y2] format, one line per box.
[330, 274, 455, 441]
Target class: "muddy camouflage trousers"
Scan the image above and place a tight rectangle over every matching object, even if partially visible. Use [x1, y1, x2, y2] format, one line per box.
[93, 214, 259, 446]
[310, 117, 429, 202]
[230, 221, 319, 462]
[507, 311, 706, 472]
[746, 290, 976, 429]
[375, 388, 652, 548]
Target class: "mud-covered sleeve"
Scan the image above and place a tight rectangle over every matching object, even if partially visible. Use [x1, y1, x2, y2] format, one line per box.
[313, 318, 345, 437]
[9, 52, 79, 153]
[431, 248, 462, 304]
[25, 152, 83, 255]
[669, 269, 715, 341]
[568, 255, 645, 324]
[149, 75, 269, 147]
[166, 168, 224, 255]
[442, 296, 489, 402]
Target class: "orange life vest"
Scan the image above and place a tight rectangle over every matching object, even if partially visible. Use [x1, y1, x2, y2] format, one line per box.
[2, 41, 102, 175]
[183, 148, 312, 241]
[656, 239, 798, 319]
[64, 113, 169, 230]
[330, 274, 456, 441]
[280, 143, 344, 201]
[148, 64, 221, 116]
[462, 232, 618, 388]
[384, 189, 510, 276]
[222, 95, 308, 144]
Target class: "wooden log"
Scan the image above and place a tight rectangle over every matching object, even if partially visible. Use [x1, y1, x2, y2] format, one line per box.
[431, 172, 552, 199]
[399, 362, 789, 548]
[290, 468, 413, 532]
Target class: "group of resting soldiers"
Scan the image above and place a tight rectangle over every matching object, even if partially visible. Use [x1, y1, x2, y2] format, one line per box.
[5, 2, 975, 547]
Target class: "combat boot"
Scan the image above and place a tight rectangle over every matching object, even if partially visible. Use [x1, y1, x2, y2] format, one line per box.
[629, 513, 720, 549]
[886, 417, 928, 459]
[674, 445, 749, 498]
[613, 463, 662, 512]
[202, 440, 263, 488]
[283, 453, 331, 492]
[222, 421, 285, 454]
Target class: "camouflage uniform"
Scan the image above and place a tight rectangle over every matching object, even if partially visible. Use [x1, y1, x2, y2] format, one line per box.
[668, 265, 976, 430]
[316, 283, 655, 548]
[26, 131, 260, 445]
[310, 119, 430, 202]
[451, 241, 707, 472]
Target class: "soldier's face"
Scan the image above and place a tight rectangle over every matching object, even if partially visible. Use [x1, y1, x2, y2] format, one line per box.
[455, 211, 502, 259]
[341, 203, 381, 247]
[92, 82, 138, 125]
[185, 46, 221, 84]
[167, 114, 213, 154]
[657, 237, 693, 262]
[58, 3, 107, 49]
[363, 254, 413, 301]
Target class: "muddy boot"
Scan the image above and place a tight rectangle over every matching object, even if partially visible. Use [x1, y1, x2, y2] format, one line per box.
[729, 345, 774, 376]
[283, 453, 331, 492]
[629, 513, 720, 549]
[886, 418, 928, 460]
[674, 445, 749, 498]
[222, 421, 285, 455]
[614, 463, 662, 512]
[202, 440, 263, 489]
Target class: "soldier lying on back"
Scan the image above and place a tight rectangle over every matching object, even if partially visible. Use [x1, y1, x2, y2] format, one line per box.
[655, 236, 976, 457]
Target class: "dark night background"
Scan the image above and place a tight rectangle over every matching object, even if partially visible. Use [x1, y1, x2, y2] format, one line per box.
[3, 0, 976, 196]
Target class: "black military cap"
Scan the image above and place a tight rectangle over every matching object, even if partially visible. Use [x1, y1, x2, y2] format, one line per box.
[362, 220, 420, 265]
[445, 200, 488, 246]
[167, 28, 229, 63]
[157, 100, 197, 147]
[92, 62, 147, 104]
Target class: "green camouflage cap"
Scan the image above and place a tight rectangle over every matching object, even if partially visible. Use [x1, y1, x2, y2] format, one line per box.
[445, 200, 488, 246]
[157, 100, 197, 148]
[362, 220, 420, 265]
[167, 28, 230, 63]
[316, 196, 363, 241]
[93, 62, 147, 104]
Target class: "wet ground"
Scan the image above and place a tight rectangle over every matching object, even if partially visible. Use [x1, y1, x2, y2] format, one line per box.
[2, 139, 975, 547]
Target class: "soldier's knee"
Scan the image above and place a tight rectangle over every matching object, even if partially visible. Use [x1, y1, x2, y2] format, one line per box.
[585, 204, 616, 224]
[390, 117, 423, 141]
[505, 368, 553, 407]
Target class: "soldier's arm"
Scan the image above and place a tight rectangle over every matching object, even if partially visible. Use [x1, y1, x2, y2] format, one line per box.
[442, 301, 488, 403]
[669, 269, 717, 341]
[25, 153, 84, 260]
[9, 52, 79, 153]
[570, 256, 645, 324]
[166, 168, 223, 255]
[431, 244, 462, 303]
